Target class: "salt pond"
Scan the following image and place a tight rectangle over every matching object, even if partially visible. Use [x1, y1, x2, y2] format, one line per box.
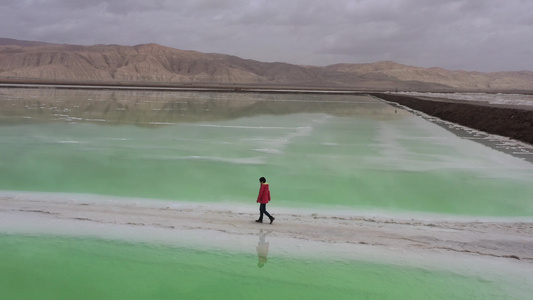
[1, 88, 532, 299]
[0, 234, 523, 300]
[1, 88, 533, 216]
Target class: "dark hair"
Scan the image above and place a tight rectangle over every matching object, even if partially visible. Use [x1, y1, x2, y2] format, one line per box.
[259, 177, 266, 183]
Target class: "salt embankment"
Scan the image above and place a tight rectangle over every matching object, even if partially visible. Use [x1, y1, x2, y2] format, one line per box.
[371, 93, 533, 145]
[1, 192, 532, 262]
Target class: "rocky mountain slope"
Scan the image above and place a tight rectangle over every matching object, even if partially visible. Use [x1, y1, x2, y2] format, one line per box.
[1, 38, 532, 91]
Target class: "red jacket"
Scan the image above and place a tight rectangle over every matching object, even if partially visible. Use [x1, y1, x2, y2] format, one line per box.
[257, 183, 271, 204]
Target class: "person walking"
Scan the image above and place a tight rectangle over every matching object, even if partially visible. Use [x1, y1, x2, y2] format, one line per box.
[256, 177, 274, 224]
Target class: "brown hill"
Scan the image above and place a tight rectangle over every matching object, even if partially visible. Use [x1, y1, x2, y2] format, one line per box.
[0, 38, 532, 91]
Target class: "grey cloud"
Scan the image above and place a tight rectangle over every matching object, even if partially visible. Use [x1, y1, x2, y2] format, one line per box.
[1, 0, 532, 71]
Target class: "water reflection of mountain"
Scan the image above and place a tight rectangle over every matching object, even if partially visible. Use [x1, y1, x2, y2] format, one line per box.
[0, 88, 408, 126]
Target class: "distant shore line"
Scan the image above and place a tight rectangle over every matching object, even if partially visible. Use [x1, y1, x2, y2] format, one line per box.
[1, 78, 532, 95]
[0, 79, 371, 95]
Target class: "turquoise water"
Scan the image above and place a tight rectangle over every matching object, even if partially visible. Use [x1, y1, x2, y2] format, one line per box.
[1, 88, 533, 216]
[1, 88, 533, 299]
[0, 234, 514, 300]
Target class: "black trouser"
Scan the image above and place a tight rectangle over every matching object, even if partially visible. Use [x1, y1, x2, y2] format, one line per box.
[258, 203, 272, 221]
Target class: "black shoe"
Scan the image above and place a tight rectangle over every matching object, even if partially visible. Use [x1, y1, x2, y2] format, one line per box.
[255, 219, 263, 223]
[269, 217, 275, 224]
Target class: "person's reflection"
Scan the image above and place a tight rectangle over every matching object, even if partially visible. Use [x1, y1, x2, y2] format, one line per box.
[256, 229, 269, 268]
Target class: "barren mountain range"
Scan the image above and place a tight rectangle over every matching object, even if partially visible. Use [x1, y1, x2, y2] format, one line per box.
[1, 38, 532, 91]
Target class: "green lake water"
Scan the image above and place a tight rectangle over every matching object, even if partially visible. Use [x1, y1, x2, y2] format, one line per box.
[1, 88, 533, 299]
[0, 234, 516, 300]
[1, 88, 532, 216]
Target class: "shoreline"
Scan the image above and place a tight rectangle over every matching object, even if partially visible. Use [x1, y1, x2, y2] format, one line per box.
[371, 93, 533, 146]
[2, 81, 533, 95]
[0, 82, 371, 95]
[2, 192, 532, 263]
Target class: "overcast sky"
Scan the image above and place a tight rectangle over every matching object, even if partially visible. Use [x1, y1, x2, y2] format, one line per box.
[1, 0, 532, 72]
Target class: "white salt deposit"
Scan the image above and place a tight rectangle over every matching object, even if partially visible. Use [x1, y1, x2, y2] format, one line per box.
[398, 92, 533, 107]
